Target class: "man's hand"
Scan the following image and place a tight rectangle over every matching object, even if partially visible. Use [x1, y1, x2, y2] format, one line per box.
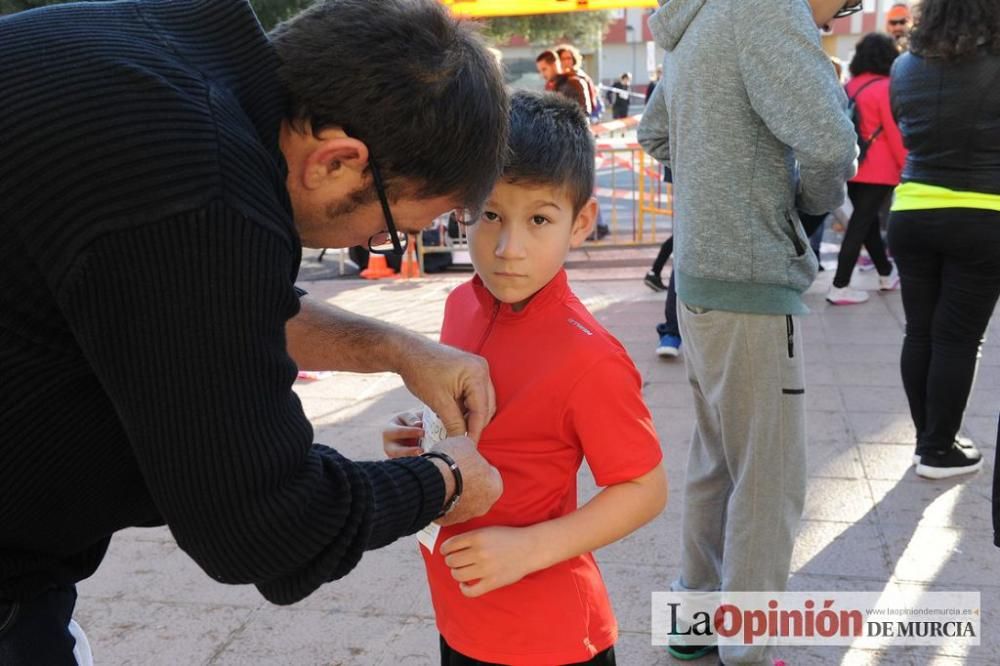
[287, 298, 496, 441]
[396, 339, 496, 442]
[431, 437, 502, 527]
[439, 526, 538, 598]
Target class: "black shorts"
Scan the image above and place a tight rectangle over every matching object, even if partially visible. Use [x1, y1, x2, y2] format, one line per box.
[439, 635, 616, 666]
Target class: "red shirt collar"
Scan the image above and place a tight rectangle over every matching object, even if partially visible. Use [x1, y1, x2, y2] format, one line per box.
[470, 268, 570, 320]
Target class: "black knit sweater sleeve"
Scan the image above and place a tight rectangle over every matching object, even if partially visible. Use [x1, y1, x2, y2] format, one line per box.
[55, 202, 444, 604]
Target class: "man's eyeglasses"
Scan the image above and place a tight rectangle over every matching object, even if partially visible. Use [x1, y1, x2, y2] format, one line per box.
[365, 156, 480, 256]
[366, 158, 408, 256]
[833, 0, 864, 19]
[888, 19, 909, 26]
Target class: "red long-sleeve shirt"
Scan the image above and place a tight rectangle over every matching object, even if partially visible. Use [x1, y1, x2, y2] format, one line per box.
[421, 271, 663, 664]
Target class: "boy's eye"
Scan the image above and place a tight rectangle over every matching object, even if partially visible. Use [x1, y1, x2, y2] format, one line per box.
[531, 215, 550, 226]
[482, 211, 500, 223]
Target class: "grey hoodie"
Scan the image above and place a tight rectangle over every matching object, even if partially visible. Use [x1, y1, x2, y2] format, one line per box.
[638, 0, 857, 315]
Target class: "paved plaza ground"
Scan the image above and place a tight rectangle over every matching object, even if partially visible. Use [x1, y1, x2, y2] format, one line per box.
[75, 248, 999, 665]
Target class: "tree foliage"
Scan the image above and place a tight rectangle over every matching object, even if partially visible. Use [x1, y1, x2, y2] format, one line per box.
[479, 11, 616, 49]
[0, 0, 308, 29]
[0, 1, 618, 41]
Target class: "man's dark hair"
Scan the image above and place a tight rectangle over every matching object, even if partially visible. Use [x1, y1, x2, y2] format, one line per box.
[536, 50, 558, 64]
[503, 90, 594, 215]
[909, 0, 1000, 60]
[849, 33, 900, 77]
[269, 0, 509, 209]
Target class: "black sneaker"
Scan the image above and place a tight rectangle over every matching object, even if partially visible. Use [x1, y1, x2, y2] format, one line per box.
[915, 440, 983, 479]
[913, 436, 977, 465]
[644, 271, 666, 292]
[667, 642, 718, 660]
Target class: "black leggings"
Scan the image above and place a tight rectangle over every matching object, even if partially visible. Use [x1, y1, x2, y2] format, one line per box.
[833, 182, 895, 288]
[888, 208, 1000, 452]
[440, 635, 616, 665]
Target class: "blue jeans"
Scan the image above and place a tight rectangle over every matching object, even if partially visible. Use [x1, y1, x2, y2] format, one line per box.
[656, 270, 680, 339]
[0, 585, 79, 665]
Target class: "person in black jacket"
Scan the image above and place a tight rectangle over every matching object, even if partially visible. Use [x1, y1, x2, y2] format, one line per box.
[0, 1, 507, 662]
[888, 0, 1000, 480]
[608, 72, 633, 119]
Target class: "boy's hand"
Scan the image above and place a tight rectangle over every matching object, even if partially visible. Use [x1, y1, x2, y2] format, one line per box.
[439, 526, 539, 597]
[382, 409, 424, 458]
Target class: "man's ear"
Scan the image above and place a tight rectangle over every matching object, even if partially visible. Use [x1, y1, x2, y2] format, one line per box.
[569, 197, 598, 248]
[301, 134, 370, 191]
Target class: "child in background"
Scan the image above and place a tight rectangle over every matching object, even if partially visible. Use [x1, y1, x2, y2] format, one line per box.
[383, 90, 667, 665]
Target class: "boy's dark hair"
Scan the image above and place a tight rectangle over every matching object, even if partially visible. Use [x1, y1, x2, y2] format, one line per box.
[504, 90, 594, 215]
[910, 0, 1000, 60]
[269, 0, 509, 209]
[535, 50, 558, 64]
[849, 33, 900, 77]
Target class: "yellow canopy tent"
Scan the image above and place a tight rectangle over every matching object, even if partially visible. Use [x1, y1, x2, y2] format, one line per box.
[441, 0, 658, 18]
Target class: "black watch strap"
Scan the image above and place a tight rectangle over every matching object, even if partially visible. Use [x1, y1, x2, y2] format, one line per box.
[421, 450, 463, 519]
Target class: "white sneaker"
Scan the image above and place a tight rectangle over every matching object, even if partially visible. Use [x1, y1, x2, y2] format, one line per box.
[69, 619, 93, 666]
[879, 265, 900, 291]
[826, 285, 869, 305]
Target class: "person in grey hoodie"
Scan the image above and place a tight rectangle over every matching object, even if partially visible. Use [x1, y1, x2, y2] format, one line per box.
[638, 0, 859, 663]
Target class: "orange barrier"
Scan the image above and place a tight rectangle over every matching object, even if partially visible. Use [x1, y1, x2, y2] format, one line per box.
[397, 238, 421, 279]
[360, 254, 396, 279]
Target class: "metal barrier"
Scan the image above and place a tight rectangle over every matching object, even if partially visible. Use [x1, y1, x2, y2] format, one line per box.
[593, 138, 673, 247]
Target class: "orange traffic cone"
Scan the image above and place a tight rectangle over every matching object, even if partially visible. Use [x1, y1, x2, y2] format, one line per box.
[397, 241, 421, 279]
[360, 254, 396, 279]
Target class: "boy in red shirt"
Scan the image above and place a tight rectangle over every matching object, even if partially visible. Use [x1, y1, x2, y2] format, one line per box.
[382, 90, 667, 665]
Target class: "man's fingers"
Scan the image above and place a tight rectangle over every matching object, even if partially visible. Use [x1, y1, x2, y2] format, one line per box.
[465, 381, 497, 443]
[436, 400, 468, 438]
[384, 442, 423, 458]
[382, 425, 423, 444]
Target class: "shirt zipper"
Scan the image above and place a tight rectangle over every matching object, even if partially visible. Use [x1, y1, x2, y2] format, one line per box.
[475, 301, 501, 354]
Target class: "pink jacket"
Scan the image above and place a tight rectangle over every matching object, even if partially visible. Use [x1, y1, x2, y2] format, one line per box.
[846, 73, 907, 185]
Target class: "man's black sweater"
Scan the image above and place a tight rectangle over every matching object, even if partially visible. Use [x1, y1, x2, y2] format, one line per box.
[0, 0, 444, 604]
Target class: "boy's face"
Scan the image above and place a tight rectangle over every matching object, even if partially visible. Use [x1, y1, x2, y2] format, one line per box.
[468, 180, 596, 311]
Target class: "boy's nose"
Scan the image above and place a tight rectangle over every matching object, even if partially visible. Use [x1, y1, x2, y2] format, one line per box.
[495, 225, 528, 260]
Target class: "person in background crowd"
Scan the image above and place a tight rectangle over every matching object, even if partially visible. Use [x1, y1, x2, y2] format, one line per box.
[886, 2, 912, 50]
[639, 0, 858, 661]
[827, 33, 906, 305]
[646, 65, 664, 104]
[608, 72, 632, 119]
[888, 0, 1000, 479]
[556, 44, 599, 119]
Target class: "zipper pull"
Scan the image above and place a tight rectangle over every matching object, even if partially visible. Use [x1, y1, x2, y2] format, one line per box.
[786, 315, 795, 358]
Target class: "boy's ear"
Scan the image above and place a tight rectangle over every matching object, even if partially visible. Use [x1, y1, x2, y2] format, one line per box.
[569, 197, 598, 248]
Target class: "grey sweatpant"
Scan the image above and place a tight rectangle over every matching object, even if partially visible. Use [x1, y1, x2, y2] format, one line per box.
[674, 304, 808, 665]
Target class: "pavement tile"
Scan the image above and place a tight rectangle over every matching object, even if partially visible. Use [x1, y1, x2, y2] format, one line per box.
[835, 363, 906, 388]
[74, 600, 255, 666]
[884, 524, 1000, 589]
[792, 520, 893, 581]
[841, 386, 912, 414]
[848, 412, 918, 444]
[212, 608, 403, 665]
[807, 440, 865, 480]
[868, 479, 994, 531]
[77, 538, 261, 608]
[803, 478, 877, 524]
